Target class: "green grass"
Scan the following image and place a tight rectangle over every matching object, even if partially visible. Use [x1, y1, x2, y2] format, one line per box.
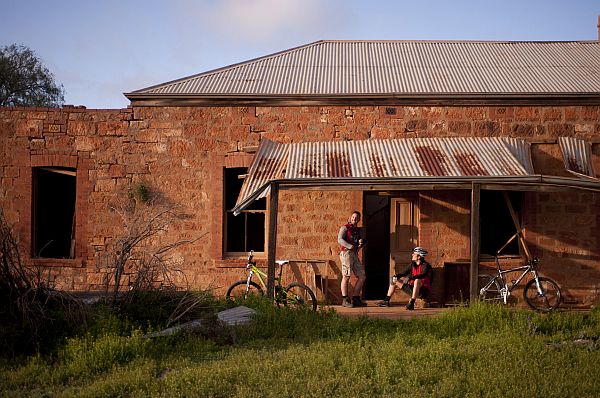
[1, 300, 600, 397]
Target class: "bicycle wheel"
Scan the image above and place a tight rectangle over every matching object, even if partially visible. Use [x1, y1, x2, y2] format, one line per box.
[282, 282, 318, 311]
[478, 275, 502, 302]
[226, 281, 263, 301]
[523, 277, 561, 312]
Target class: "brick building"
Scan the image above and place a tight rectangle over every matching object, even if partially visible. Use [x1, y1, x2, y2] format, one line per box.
[1, 39, 600, 307]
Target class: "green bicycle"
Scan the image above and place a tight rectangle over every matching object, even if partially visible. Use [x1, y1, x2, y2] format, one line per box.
[226, 250, 318, 311]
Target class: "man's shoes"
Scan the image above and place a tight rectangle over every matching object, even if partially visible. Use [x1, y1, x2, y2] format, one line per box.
[342, 298, 354, 308]
[377, 300, 390, 307]
[405, 300, 415, 311]
[352, 297, 367, 307]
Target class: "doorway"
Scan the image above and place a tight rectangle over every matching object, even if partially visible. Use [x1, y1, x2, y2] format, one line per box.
[364, 193, 419, 299]
[363, 193, 390, 299]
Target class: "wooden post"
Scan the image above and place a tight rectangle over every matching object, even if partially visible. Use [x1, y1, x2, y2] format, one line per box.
[470, 183, 481, 302]
[266, 182, 279, 297]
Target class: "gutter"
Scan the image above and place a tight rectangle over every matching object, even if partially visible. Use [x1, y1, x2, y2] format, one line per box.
[232, 175, 600, 215]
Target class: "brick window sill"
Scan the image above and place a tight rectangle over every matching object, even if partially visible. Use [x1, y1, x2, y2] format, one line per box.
[217, 255, 267, 268]
[28, 257, 85, 268]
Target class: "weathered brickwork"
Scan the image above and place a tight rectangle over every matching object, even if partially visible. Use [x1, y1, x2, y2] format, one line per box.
[0, 104, 599, 306]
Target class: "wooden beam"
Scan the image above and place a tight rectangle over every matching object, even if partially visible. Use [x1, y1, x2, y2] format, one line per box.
[266, 182, 279, 297]
[502, 191, 532, 260]
[282, 183, 473, 192]
[470, 183, 481, 302]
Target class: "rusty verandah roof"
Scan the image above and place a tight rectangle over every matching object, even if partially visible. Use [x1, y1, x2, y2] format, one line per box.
[233, 137, 535, 215]
[232, 137, 600, 215]
[559, 137, 597, 178]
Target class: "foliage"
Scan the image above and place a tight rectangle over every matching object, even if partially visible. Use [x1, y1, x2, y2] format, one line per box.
[1, 302, 600, 397]
[114, 289, 219, 329]
[0, 210, 88, 357]
[105, 183, 201, 302]
[0, 44, 65, 107]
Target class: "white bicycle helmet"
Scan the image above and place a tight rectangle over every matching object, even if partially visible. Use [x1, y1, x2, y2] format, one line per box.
[412, 247, 428, 257]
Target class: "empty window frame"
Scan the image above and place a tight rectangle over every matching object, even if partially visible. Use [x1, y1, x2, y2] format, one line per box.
[480, 190, 522, 256]
[224, 167, 266, 254]
[32, 167, 77, 258]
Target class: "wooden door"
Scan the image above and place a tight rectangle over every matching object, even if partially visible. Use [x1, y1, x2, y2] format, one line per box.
[389, 196, 419, 276]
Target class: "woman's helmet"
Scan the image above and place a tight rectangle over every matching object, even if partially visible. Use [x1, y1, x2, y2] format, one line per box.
[412, 247, 428, 257]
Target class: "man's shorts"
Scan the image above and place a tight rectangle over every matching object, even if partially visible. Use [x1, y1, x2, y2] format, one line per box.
[340, 250, 365, 277]
[390, 277, 429, 299]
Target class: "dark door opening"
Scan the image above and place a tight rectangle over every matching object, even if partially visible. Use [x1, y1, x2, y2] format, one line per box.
[480, 190, 522, 256]
[32, 167, 77, 258]
[363, 193, 390, 299]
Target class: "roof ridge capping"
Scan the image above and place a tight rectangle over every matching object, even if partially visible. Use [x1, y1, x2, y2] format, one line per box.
[320, 39, 599, 43]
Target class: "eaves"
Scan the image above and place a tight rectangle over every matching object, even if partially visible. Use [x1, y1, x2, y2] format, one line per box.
[124, 93, 600, 107]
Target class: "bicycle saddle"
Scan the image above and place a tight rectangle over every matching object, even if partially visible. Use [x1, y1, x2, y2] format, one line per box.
[275, 260, 289, 266]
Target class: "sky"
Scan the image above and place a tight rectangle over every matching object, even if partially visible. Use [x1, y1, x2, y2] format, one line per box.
[1, 0, 599, 109]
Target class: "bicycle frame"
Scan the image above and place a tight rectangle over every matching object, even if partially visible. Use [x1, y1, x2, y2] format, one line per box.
[485, 258, 541, 303]
[496, 258, 541, 304]
[244, 263, 268, 291]
[242, 251, 284, 298]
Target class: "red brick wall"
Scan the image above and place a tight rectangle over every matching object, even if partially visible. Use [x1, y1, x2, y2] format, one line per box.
[525, 191, 600, 306]
[0, 104, 598, 305]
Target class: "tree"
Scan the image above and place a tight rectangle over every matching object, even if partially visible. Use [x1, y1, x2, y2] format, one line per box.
[0, 44, 65, 107]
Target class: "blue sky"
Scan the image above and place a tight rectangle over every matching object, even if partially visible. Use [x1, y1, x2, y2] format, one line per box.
[1, 0, 599, 109]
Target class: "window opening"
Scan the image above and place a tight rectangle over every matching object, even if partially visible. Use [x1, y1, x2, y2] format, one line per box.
[224, 167, 266, 254]
[480, 190, 522, 256]
[32, 167, 77, 258]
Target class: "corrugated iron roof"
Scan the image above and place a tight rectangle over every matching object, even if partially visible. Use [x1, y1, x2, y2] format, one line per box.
[128, 40, 600, 99]
[237, 138, 288, 202]
[233, 137, 534, 214]
[286, 138, 532, 178]
[559, 137, 597, 178]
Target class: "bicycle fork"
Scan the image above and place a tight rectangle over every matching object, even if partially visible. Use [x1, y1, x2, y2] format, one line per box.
[500, 286, 510, 304]
[531, 271, 545, 296]
[244, 271, 254, 296]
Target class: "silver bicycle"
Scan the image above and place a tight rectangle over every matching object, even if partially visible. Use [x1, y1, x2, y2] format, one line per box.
[479, 256, 561, 312]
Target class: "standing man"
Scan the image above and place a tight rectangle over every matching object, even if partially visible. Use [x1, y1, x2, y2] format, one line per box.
[377, 247, 432, 310]
[338, 210, 366, 308]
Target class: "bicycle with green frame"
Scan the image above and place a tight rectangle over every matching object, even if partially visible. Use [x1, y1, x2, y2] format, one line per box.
[226, 250, 318, 311]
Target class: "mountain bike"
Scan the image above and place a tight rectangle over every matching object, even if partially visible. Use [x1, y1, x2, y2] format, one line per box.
[226, 250, 318, 311]
[478, 256, 561, 312]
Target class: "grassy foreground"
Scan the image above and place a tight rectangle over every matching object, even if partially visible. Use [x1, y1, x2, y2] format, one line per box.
[1, 301, 600, 398]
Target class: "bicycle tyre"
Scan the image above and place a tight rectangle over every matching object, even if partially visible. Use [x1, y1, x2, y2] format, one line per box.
[523, 277, 561, 312]
[478, 275, 502, 302]
[226, 281, 263, 301]
[283, 282, 318, 311]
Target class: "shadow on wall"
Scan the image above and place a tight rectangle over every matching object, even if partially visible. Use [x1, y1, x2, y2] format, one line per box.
[527, 240, 600, 307]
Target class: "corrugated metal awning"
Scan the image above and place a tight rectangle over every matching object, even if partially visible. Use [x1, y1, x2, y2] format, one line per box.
[233, 137, 538, 215]
[559, 137, 597, 179]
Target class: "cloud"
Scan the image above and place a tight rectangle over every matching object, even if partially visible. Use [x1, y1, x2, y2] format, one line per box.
[175, 0, 349, 46]
[209, 0, 320, 40]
